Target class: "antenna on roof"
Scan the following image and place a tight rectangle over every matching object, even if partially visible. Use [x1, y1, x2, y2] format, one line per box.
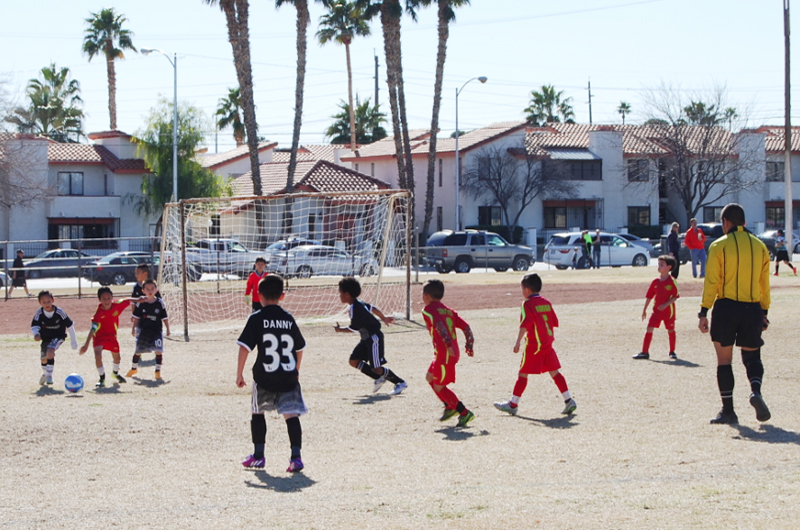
[587, 79, 594, 125]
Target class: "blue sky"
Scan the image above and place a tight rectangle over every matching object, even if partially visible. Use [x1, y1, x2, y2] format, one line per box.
[0, 0, 792, 151]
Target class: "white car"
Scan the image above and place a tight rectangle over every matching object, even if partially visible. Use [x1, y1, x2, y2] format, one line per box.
[544, 231, 651, 269]
[273, 244, 378, 278]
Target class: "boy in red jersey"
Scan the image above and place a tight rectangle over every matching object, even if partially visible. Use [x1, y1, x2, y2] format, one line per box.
[421, 280, 475, 427]
[79, 287, 141, 387]
[633, 255, 680, 361]
[245, 257, 268, 312]
[494, 273, 576, 416]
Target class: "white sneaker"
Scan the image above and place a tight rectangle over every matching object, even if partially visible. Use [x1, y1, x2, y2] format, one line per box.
[391, 382, 408, 395]
[494, 400, 518, 416]
[372, 374, 387, 393]
[562, 398, 577, 415]
[39, 374, 47, 385]
[45, 375, 54, 386]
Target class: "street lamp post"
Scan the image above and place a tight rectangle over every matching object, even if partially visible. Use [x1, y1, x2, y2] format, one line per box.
[454, 76, 487, 231]
[142, 48, 178, 202]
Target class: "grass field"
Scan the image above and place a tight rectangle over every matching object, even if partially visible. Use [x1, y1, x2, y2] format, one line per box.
[2, 268, 800, 529]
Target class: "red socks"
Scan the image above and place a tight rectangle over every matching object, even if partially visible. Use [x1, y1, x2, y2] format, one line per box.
[430, 382, 459, 410]
[668, 330, 676, 352]
[641, 332, 653, 354]
[552, 372, 569, 394]
[511, 377, 528, 407]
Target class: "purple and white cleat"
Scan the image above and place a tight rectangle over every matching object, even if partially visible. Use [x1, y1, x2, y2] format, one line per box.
[241, 454, 265, 469]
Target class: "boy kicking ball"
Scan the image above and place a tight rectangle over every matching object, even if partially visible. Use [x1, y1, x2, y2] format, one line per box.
[31, 291, 78, 385]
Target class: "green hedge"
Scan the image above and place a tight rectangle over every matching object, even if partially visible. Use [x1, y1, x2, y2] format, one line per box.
[465, 225, 524, 243]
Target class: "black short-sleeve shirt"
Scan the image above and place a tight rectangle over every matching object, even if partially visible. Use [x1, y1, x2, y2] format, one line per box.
[132, 299, 168, 336]
[348, 299, 381, 341]
[237, 304, 306, 392]
[31, 306, 74, 342]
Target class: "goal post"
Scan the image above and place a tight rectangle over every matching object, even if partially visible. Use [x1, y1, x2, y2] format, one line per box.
[157, 190, 412, 339]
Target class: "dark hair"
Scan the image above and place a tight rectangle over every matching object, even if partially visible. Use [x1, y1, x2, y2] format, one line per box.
[255, 256, 267, 265]
[521, 273, 542, 292]
[143, 278, 158, 289]
[338, 276, 362, 298]
[658, 254, 677, 270]
[422, 279, 445, 300]
[258, 274, 284, 300]
[777, 229, 784, 236]
[721, 203, 745, 228]
[37, 290, 53, 301]
[97, 287, 113, 298]
[136, 263, 150, 275]
[16, 249, 23, 254]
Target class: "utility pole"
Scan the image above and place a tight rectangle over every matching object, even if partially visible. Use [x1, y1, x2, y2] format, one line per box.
[587, 79, 594, 125]
[785, 0, 793, 250]
[374, 51, 380, 107]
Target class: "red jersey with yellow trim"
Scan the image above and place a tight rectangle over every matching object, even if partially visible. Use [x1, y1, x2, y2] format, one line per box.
[91, 300, 132, 339]
[245, 270, 269, 298]
[646, 276, 679, 319]
[521, 294, 558, 354]
[422, 300, 469, 364]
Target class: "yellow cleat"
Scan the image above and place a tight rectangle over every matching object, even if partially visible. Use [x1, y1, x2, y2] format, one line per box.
[126, 368, 138, 378]
[154, 371, 162, 380]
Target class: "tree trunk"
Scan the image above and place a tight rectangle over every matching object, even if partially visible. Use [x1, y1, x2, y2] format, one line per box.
[345, 41, 358, 151]
[287, 0, 309, 193]
[380, 1, 406, 190]
[422, 1, 449, 240]
[106, 40, 117, 130]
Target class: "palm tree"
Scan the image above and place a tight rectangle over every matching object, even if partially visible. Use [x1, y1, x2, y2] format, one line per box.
[723, 107, 738, 130]
[215, 88, 245, 147]
[204, 0, 262, 196]
[317, 1, 371, 150]
[325, 96, 387, 144]
[617, 101, 631, 124]
[524, 85, 575, 126]
[6, 63, 84, 143]
[82, 8, 136, 130]
[417, 0, 469, 240]
[276, 0, 313, 192]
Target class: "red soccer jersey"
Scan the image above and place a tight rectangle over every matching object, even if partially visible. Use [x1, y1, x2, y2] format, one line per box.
[520, 294, 558, 354]
[422, 300, 470, 364]
[646, 276, 679, 318]
[245, 270, 269, 298]
[91, 300, 132, 339]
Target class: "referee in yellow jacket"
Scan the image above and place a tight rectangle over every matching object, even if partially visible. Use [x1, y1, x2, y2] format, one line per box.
[698, 203, 771, 425]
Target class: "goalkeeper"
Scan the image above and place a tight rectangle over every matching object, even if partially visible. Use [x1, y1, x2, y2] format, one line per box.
[245, 257, 269, 312]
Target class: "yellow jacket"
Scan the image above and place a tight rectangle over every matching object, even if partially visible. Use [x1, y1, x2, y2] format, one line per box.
[701, 226, 770, 311]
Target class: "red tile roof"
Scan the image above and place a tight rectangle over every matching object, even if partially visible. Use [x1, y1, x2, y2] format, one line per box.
[198, 141, 277, 169]
[47, 142, 147, 173]
[757, 126, 800, 152]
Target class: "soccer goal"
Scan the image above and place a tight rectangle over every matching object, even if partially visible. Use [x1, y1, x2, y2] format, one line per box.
[158, 190, 412, 340]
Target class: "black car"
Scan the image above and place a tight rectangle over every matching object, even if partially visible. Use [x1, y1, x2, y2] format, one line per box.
[24, 249, 98, 278]
[83, 251, 160, 286]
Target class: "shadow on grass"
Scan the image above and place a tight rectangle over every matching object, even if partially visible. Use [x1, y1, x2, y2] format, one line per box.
[515, 414, 579, 429]
[34, 386, 65, 396]
[732, 423, 800, 445]
[351, 394, 393, 405]
[434, 426, 490, 441]
[136, 358, 157, 367]
[133, 378, 170, 389]
[245, 470, 316, 492]
[650, 358, 702, 368]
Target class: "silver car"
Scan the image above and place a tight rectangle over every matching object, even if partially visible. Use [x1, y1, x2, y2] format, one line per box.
[275, 244, 378, 278]
[544, 231, 650, 269]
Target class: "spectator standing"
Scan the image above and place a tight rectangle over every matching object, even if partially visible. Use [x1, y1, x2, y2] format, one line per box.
[592, 229, 602, 269]
[685, 218, 707, 278]
[667, 222, 681, 279]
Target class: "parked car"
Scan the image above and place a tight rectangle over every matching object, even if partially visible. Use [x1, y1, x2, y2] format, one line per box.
[544, 231, 650, 269]
[271, 244, 378, 278]
[83, 251, 160, 286]
[757, 230, 800, 260]
[24, 249, 99, 279]
[424, 230, 534, 274]
[264, 237, 321, 272]
[0, 270, 9, 287]
[184, 238, 263, 278]
[617, 233, 656, 257]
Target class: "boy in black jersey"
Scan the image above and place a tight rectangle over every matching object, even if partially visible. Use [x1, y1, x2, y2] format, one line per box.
[131, 264, 161, 299]
[127, 279, 170, 380]
[236, 274, 307, 473]
[334, 277, 407, 395]
[31, 291, 78, 385]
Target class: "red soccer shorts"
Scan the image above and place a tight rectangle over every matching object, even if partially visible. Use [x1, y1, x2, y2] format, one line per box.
[519, 346, 561, 375]
[647, 311, 676, 330]
[428, 361, 456, 386]
[93, 336, 121, 354]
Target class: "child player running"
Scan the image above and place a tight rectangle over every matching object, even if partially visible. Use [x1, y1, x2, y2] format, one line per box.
[31, 291, 78, 385]
[245, 257, 268, 312]
[236, 274, 307, 473]
[633, 255, 680, 360]
[494, 273, 577, 416]
[127, 279, 170, 380]
[334, 277, 408, 395]
[79, 287, 141, 387]
[421, 279, 476, 427]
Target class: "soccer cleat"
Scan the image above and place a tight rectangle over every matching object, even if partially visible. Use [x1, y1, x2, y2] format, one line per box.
[709, 410, 739, 425]
[562, 398, 577, 415]
[669, 352, 678, 360]
[794, 267, 798, 276]
[391, 381, 408, 395]
[126, 368, 138, 378]
[154, 370, 162, 381]
[749, 393, 771, 422]
[286, 458, 304, 473]
[39, 374, 47, 385]
[457, 410, 475, 427]
[96, 378, 105, 388]
[632, 352, 650, 360]
[372, 374, 387, 393]
[494, 400, 518, 416]
[773, 272, 779, 276]
[112, 372, 126, 384]
[241, 454, 265, 469]
[45, 376, 53, 386]
[440, 408, 459, 422]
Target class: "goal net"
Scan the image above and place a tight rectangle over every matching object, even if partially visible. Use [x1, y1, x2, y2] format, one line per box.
[158, 190, 412, 339]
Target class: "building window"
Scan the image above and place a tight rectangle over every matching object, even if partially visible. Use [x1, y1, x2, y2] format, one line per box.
[478, 206, 502, 226]
[767, 161, 785, 182]
[209, 215, 220, 237]
[765, 207, 784, 228]
[370, 163, 374, 177]
[627, 159, 649, 182]
[438, 159, 443, 187]
[477, 156, 493, 180]
[57, 172, 84, 196]
[308, 213, 316, 239]
[544, 207, 567, 229]
[103, 173, 108, 196]
[704, 206, 723, 224]
[628, 206, 650, 226]
[436, 207, 443, 232]
[543, 160, 602, 181]
[354, 163, 359, 172]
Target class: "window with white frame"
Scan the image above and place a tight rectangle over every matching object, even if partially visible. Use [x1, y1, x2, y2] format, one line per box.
[57, 172, 84, 196]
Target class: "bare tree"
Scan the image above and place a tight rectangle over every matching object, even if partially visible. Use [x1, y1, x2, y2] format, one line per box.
[0, 138, 54, 211]
[461, 143, 576, 229]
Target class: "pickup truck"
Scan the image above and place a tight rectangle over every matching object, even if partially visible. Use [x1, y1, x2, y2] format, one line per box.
[184, 239, 264, 278]
[425, 230, 534, 273]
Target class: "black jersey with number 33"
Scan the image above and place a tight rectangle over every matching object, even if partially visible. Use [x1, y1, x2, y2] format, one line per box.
[237, 305, 306, 392]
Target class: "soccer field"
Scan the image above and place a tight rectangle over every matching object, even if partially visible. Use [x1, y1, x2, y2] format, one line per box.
[2, 269, 800, 529]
